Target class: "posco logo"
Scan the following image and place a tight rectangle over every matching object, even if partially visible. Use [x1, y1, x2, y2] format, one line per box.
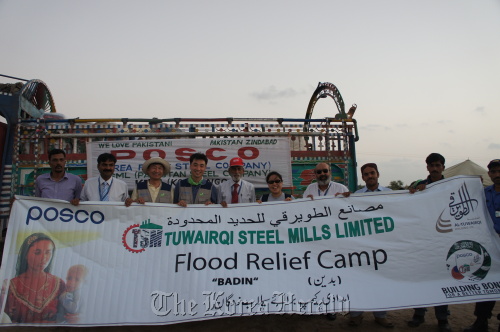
[26, 206, 105, 225]
[456, 253, 473, 258]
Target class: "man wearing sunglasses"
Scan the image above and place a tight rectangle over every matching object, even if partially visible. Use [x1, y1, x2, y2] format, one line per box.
[303, 163, 350, 199]
[218, 157, 256, 207]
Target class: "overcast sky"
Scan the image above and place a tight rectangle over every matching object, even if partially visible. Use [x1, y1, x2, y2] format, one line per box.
[1, 0, 499, 186]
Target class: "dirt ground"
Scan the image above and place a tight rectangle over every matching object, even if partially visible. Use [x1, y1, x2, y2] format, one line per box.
[1, 303, 499, 332]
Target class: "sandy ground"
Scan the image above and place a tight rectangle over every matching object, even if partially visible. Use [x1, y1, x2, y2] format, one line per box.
[1, 303, 499, 332]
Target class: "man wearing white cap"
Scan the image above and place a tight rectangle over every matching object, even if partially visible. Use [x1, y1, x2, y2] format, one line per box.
[218, 157, 256, 207]
[129, 157, 172, 204]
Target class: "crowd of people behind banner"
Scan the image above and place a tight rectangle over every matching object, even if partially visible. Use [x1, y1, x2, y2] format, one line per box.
[8, 147, 500, 331]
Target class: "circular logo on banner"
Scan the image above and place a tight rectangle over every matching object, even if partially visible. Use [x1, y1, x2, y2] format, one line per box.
[446, 240, 491, 282]
[122, 224, 145, 253]
[122, 219, 164, 253]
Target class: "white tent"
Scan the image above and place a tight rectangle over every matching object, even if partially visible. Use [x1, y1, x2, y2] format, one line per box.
[443, 159, 493, 186]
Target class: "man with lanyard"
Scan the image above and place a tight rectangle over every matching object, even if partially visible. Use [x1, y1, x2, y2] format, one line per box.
[35, 148, 82, 205]
[78, 153, 129, 204]
[303, 162, 350, 199]
[408, 153, 451, 332]
[463, 159, 500, 332]
[218, 157, 255, 207]
[173, 152, 218, 206]
[349, 163, 394, 328]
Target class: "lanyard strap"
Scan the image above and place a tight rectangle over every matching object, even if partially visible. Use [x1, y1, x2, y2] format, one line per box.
[318, 182, 332, 196]
[99, 178, 114, 201]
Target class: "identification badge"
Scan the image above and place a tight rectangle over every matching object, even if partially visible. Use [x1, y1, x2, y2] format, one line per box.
[496, 211, 500, 218]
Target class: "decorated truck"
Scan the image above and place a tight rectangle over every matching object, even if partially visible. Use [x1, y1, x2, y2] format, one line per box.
[0, 78, 359, 239]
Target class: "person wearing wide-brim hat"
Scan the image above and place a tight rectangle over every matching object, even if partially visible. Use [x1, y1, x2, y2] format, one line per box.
[129, 157, 172, 204]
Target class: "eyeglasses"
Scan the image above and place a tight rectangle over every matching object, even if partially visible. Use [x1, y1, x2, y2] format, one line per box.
[267, 179, 282, 184]
[315, 169, 329, 174]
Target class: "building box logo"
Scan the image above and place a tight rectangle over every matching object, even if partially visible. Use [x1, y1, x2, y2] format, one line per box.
[122, 219, 163, 253]
[446, 240, 490, 282]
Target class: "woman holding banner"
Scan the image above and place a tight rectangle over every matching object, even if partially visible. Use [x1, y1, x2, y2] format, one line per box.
[4, 233, 65, 323]
[257, 171, 294, 202]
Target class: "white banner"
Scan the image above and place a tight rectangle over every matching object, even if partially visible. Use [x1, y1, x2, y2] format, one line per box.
[1, 176, 499, 326]
[86, 138, 292, 189]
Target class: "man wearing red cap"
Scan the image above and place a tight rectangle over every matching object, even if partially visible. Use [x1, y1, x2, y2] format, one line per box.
[218, 157, 255, 207]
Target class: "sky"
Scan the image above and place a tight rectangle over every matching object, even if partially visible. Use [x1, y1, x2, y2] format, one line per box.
[1, 0, 499, 186]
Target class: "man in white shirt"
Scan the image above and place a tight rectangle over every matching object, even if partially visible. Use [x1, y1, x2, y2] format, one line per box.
[79, 153, 130, 204]
[218, 157, 255, 207]
[303, 162, 350, 199]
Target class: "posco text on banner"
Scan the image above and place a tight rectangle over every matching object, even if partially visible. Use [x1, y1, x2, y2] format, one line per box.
[86, 138, 292, 189]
